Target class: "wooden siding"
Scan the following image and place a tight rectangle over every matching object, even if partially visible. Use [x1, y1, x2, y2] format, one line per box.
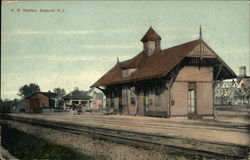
[188, 42, 216, 58]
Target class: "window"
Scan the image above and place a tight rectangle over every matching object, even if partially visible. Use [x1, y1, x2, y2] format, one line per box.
[155, 87, 161, 106]
[130, 87, 137, 105]
[122, 88, 128, 107]
[188, 83, 196, 114]
[72, 101, 79, 104]
[81, 101, 87, 104]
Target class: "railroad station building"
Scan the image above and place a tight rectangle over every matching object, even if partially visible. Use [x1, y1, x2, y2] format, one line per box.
[92, 27, 236, 119]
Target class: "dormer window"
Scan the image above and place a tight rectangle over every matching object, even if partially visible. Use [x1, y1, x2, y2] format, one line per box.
[122, 68, 137, 78]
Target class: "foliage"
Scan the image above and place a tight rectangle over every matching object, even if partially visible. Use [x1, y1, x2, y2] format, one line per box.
[18, 83, 41, 98]
[53, 87, 66, 98]
[242, 86, 250, 104]
[0, 99, 24, 113]
[0, 99, 12, 113]
[242, 86, 250, 97]
[1, 125, 95, 160]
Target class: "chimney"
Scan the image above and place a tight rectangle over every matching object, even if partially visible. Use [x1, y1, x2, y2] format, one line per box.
[141, 27, 161, 56]
[239, 66, 247, 77]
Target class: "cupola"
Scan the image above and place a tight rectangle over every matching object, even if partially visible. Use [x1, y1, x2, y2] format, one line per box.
[141, 27, 161, 56]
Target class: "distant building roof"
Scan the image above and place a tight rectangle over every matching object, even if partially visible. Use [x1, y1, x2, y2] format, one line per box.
[238, 78, 250, 88]
[25, 92, 57, 99]
[63, 90, 91, 100]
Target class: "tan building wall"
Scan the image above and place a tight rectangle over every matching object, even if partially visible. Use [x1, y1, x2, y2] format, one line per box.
[170, 66, 214, 118]
[170, 82, 188, 116]
[147, 88, 169, 112]
[196, 82, 213, 116]
[175, 66, 213, 82]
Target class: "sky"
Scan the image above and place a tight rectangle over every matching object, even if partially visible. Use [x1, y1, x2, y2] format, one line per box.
[1, 1, 249, 100]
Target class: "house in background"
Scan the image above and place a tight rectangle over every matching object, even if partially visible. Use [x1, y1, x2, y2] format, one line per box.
[236, 78, 250, 105]
[214, 79, 237, 105]
[215, 66, 250, 105]
[234, 66, 250, 105]
[25, 92, 57, 113]
[63, 88, 92, 110]
[63, 88, 104, 112]
[92, 26, 236, 119]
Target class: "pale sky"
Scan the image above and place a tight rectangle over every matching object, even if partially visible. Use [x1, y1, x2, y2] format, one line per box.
[1, 1, 249, 100]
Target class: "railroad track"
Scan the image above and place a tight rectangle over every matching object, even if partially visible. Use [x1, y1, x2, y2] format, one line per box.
[1, 114, 249, 159]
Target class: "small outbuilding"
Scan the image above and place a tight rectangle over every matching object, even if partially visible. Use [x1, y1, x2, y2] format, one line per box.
[92, 27, 237, 119]
[25, 92, 57, 113]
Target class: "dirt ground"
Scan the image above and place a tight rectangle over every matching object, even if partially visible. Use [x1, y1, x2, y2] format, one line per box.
[215, 105, 250, 124]
[9, 105, 250, 147]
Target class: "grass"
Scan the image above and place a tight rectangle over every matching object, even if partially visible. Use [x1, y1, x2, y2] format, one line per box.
[1, 124, 95, 160]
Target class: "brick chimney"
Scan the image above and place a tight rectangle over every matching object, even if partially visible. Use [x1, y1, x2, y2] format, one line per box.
[141, 27, 161, 56]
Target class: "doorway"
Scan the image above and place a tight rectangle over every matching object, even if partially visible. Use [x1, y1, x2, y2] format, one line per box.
[144, 89, 149, 113]
[188, 83, 197, 119]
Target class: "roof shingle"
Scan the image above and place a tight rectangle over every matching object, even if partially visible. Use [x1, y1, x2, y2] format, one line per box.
[92, 40, 199, 87]
[92, 38, 236, 87]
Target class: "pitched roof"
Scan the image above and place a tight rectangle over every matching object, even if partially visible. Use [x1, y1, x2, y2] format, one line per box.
[63, 90, 91, 100]
[92, 39, 236, 87]
[141, 27, 161, 42]
[25, 92, 57, 99]
[238, 78, 250, 88]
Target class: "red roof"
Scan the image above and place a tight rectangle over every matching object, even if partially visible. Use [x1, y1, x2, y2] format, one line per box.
[141, 27, 161, 42]
[92, 39, 236, 87]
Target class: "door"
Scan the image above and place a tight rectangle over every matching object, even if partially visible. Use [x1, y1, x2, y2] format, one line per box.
[118, 90, 122, 114]
[188, 83, 197, 119]
[144, 89, 149, 113]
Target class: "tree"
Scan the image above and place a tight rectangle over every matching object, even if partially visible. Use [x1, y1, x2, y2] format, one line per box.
[0, 99, 12, 113]
[53, 87, 66, 99]
[0, 99, 5, 113]
[242, 86, 250, 105]
[18, 83, 40, 98]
